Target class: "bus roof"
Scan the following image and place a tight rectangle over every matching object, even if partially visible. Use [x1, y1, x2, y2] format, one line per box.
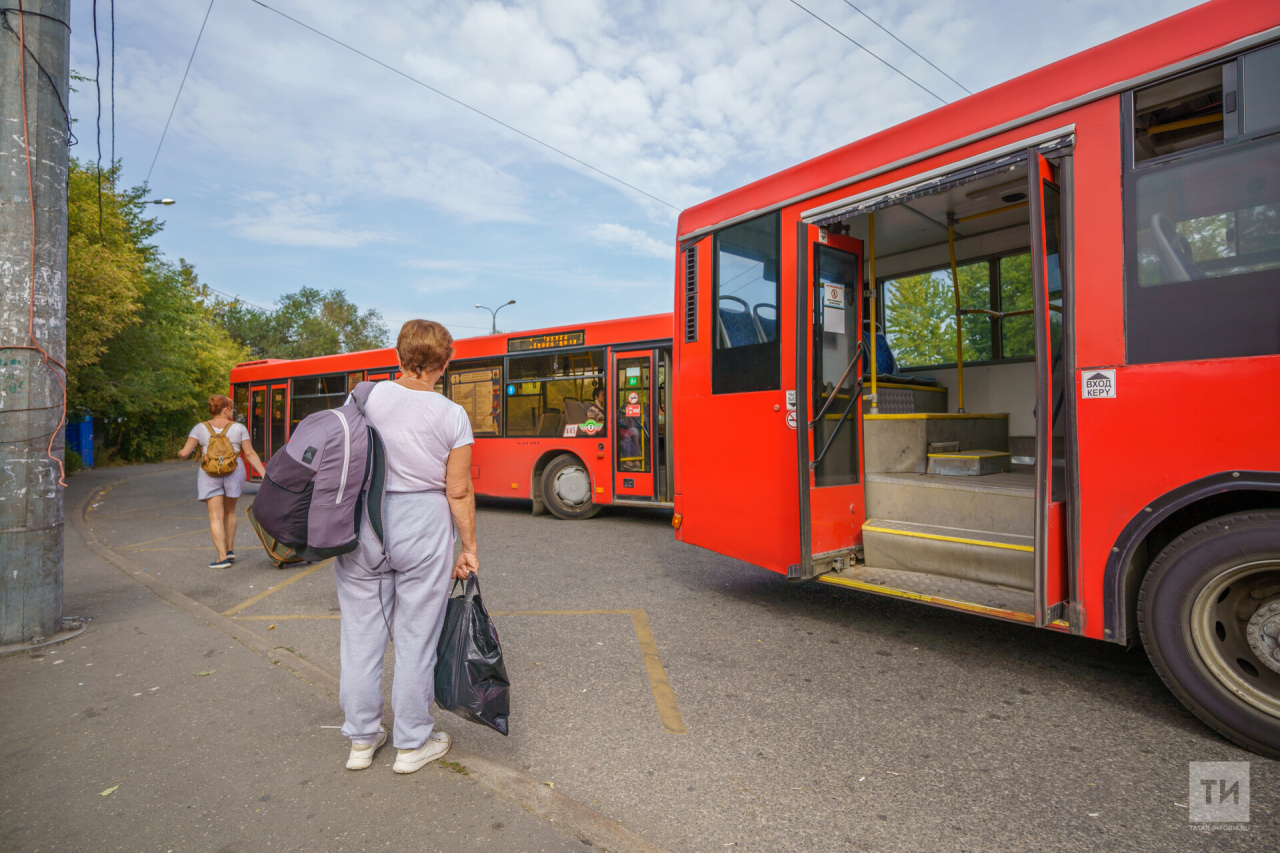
[229, 313, 673, 383]
[677, 0, 1278, 241]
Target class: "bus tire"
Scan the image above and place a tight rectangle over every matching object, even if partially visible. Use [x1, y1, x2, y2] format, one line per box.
[540, 454, 601, 520]
[1138, 510, 1280, 759]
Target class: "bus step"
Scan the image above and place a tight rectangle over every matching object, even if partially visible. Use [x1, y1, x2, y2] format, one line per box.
[926, 449, 1011, 476]
[865, 471, 1034, 536]
[818, 560, 1034, 624]
[862, 518, 1033, 592]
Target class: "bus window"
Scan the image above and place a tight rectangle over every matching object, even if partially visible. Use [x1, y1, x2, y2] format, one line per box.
[616, 357, 650, 472]
[506, 350, 606, 438]
[270, 386, 287, 458]
[347, 371, 363, 393]
[882, 259, 992, 368]
[1134, 63, 1228, 164]
[232, 384, 249, 428]
[712, 212, 781, 394]
[291, 373, 347, 431]
[1126, 133, 1280, 362]
[446, 360, 502, 437]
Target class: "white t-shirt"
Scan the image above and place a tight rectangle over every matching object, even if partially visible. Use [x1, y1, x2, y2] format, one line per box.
[363, 382, 474, 492]
[189, 421, 249, 453]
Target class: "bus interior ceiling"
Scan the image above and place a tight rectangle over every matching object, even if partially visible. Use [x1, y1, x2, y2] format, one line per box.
[828, 164, 1053, 599]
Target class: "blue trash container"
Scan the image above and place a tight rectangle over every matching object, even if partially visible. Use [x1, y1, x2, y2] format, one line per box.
[64, 414, 94, 468]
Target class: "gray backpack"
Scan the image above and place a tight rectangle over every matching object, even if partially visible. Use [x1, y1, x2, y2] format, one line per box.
[253, 381, 387, 561]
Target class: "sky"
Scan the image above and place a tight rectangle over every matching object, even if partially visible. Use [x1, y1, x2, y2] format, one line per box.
[66, 0, 1202, 342]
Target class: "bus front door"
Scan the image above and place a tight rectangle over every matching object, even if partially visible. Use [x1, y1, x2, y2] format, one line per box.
[613, 350, 656, 500]
[796, 226, 866, 578]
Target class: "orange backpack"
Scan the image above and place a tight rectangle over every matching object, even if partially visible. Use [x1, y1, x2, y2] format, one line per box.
[200, 422, 239, 477]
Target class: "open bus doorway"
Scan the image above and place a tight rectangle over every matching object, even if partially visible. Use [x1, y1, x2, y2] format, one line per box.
[800, 142, 1074, 627]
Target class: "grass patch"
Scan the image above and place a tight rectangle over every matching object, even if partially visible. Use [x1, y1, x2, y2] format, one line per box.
[439, 760, 468, 775]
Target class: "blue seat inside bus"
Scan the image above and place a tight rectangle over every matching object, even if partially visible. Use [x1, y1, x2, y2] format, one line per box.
[718, 295, 776, 346]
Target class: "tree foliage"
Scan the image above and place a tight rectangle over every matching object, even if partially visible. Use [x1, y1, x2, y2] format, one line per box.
[65, 161, 153, 399]
[217, 287, 389, 360]
[66, 160, 250, 462]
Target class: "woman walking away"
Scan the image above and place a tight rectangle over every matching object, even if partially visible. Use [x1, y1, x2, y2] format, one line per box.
[178, 395, 266, 569]
[338, 319, 479, 774]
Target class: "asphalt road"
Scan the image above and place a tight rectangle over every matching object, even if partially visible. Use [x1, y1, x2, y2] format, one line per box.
[65, 461, 1280, 850]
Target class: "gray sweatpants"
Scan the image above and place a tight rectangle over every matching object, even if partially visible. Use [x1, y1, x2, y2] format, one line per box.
[336, 490, 454, 749]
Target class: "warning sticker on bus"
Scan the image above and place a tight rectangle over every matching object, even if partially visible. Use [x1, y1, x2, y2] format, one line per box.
[1082, 369, 1116, 399]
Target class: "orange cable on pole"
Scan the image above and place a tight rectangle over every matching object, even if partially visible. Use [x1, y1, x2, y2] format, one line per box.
[14, 0, 68, 486]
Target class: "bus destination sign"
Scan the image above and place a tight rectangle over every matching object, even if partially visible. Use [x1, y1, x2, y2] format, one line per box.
[507, 330, 586, 353]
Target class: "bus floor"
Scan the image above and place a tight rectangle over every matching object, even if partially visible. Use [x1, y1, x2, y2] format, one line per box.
[73, 461, 1280, 853]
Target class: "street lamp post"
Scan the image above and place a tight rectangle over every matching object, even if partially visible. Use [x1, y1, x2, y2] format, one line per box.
[476, 300, 515, 335]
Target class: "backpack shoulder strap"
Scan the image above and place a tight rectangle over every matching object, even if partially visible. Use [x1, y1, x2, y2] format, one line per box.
[211, 421, 231, 437]
[349, 380, 377, 413]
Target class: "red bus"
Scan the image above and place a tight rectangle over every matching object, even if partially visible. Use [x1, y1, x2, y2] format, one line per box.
[670, 0, 1280, 756]
[228, 313, 673, 518]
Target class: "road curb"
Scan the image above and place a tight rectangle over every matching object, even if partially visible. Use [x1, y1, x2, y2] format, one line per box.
[70, 470, 671, 853]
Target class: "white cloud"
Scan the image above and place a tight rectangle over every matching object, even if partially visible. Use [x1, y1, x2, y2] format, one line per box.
[224, 194, 389, 248]
[586, 223, 670, 259]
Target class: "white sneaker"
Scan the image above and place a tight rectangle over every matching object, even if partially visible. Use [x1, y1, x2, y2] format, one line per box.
[345, 727, 387, 770]
[392, 730, 450, 774]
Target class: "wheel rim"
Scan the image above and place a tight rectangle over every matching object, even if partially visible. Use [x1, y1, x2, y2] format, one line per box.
[550, 464, 591, 509]
[1190, 559, 1280, 720]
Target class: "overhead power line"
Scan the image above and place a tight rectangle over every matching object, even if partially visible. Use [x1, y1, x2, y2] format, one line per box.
[787, 0, 947, 105]
[246, 0, 679, 211]
[839, 1, 971, 95]
[147, 0, 216, 184]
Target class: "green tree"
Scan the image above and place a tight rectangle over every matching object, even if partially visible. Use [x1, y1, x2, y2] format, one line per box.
[65, 159, 249, 462]
[217, 287, 389, 359]
[65, 161, 154, 400]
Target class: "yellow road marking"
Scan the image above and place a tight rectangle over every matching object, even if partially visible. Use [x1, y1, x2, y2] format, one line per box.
[492, 608, 686, 735]
[221, 560, 334, 617]
[862, 524, 1034, 552]
[226, 604, 687, 735]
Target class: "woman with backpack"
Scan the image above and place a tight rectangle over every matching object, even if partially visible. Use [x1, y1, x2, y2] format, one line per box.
[337, 319, 479, 775]
[178, 394, 266, 569]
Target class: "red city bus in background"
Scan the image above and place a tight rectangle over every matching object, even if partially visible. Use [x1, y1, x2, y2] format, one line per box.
[670, 0, 1280, 756]
[229, 314, 673, 519]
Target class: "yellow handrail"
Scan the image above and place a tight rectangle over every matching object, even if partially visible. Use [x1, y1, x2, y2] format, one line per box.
[868, 212, 878, 414]
[947, 214, 965, 413]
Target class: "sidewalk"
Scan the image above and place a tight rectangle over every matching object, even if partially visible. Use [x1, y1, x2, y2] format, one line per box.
[0, 466, 609, 853]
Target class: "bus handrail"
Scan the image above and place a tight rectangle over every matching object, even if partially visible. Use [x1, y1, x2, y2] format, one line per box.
[810, 378, 864, 471]
[809, 339, 866, 428]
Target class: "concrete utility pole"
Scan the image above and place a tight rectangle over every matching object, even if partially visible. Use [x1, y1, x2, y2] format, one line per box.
[0, 0, 70, 646]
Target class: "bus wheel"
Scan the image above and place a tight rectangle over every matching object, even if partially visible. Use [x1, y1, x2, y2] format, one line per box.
[1139, 511, 1280, 759]
[540, 454, 601, 520]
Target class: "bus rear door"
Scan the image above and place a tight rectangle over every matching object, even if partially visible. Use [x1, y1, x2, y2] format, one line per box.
[613, 350, 656, 501]
[796, 227, 866, 577]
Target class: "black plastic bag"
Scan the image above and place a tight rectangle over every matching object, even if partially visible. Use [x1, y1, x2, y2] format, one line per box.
[434, 575, 509, 735]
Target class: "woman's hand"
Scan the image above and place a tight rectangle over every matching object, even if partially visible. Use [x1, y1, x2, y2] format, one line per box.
[451, 549, 478, 579]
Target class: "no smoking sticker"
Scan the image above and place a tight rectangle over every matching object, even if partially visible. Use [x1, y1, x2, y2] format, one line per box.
[627, 392, 640, 404]
[786, 411, 797, 430]
[1082, 369, 1116, 399]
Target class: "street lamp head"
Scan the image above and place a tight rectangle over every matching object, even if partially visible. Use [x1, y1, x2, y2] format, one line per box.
[148, 198, 175, 205]
[505, 299, 516, 306]
[475, 303, 483, 308]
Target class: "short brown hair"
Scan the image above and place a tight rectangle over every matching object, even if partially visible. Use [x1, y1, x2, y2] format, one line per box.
[397, 320, 455, 375]
[209, 394, 233, 416]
